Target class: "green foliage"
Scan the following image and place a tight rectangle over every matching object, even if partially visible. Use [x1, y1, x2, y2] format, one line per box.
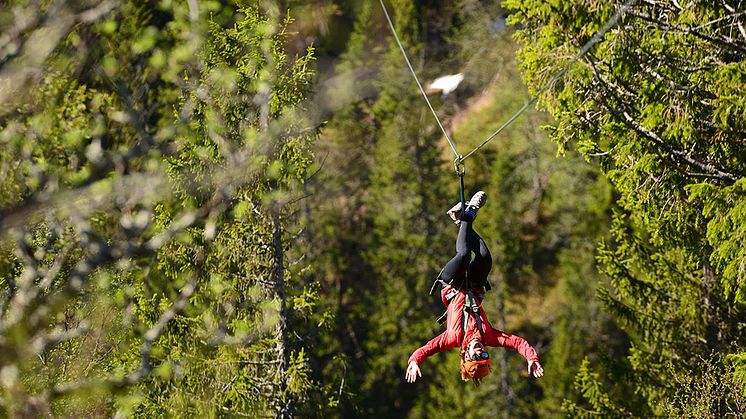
[728, 352, 746, 394]
[690, 179, 746, 303]
[4, 0, 743, 416]
[0, 1, 327, 416]
[563, 358, 625, 418]
[506, 0, 746, 416]
[664, 355, 746, 418]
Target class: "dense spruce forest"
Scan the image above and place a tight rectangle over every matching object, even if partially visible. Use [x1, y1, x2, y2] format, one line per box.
[0, 0, 744, 417]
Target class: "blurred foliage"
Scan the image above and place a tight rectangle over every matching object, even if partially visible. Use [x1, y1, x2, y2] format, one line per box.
[0, 0, 327, 417]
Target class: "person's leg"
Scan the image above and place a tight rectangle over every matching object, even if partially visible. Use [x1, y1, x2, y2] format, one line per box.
[467, 228, 492, 287]
[439, 219, 472, 283]
[440, 191, 486, 285]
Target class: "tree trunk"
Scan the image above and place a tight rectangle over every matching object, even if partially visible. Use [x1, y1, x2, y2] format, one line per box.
[272, 210, 293, 418]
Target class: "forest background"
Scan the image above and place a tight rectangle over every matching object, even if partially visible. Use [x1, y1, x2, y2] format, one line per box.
[0, 0, 744, 417]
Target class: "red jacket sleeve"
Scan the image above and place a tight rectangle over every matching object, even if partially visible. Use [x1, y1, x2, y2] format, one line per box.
[407, 331, 459, 365]
[483, 326, 539, 363]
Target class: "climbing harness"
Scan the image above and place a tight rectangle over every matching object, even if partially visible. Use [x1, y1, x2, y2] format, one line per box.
[434, 285, 488, 346]
[461, 290, 485, 342]
[432, 274, 488, 325]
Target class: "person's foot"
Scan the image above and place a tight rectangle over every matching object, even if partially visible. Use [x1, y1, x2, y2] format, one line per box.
[462, 191, 486, 221]
[467, 191, 486, 210]
[446, 202, 462, 224]
[446, 191, 487, 223]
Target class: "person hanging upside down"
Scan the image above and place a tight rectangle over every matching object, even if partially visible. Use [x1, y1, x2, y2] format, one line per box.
[405, 191, 544, 386]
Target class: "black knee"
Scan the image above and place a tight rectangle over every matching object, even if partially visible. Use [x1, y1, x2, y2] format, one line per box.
[454, 250, 471, 264]
[477, 246, 491, 265]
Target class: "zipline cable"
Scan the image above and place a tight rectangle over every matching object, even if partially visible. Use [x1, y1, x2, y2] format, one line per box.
[378, 0, 460, 160]
[460, 0, 637, 162]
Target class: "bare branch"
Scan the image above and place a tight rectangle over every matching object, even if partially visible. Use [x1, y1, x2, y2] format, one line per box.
[629, 10, 746, 54]
[619, 110, 739, 182]
[0, 0, 118, 109]
[31, 322, 91, 355]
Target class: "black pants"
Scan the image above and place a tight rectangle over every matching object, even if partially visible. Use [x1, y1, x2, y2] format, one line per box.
[439, 219, 492, 289]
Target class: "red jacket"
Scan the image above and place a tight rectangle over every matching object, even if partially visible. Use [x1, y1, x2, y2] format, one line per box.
[408, 286, 540, 365]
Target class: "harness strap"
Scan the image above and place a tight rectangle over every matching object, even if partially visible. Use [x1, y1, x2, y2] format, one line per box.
[445, 288, 458, 301]
[461, 310, 486, 344]
[473, 310, 485, 341]
[465, 289, 475, 310]
[436, 286, 471, 325]
[460, 289, 486, 344]
[443, 287, 482, 308]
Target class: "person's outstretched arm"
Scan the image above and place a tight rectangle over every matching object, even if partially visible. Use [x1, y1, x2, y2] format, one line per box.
[484, 327, 544, 378]
[405, 331, 457, 383]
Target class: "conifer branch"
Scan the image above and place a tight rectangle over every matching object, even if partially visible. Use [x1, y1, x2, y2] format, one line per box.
[584, 57, 741, 182]
[49, 278, 196, 397]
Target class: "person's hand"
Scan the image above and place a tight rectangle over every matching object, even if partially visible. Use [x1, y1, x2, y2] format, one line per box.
[405, 361, 421, 383]
[528, 360, 544, 378]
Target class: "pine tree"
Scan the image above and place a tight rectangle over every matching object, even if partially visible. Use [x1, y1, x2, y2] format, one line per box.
[505, 0, 746, 415]
[0, 1, 325, 416]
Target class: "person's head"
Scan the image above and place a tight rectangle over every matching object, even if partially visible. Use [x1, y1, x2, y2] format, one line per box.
[460, 339, 491, 386]
[465, 339, 487, 361]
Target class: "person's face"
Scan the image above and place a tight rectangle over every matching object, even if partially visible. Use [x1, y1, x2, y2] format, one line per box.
[467, 340, 486, 361]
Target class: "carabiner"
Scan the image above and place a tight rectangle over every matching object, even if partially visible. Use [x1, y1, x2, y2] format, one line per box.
[454, 156, 465, 176]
